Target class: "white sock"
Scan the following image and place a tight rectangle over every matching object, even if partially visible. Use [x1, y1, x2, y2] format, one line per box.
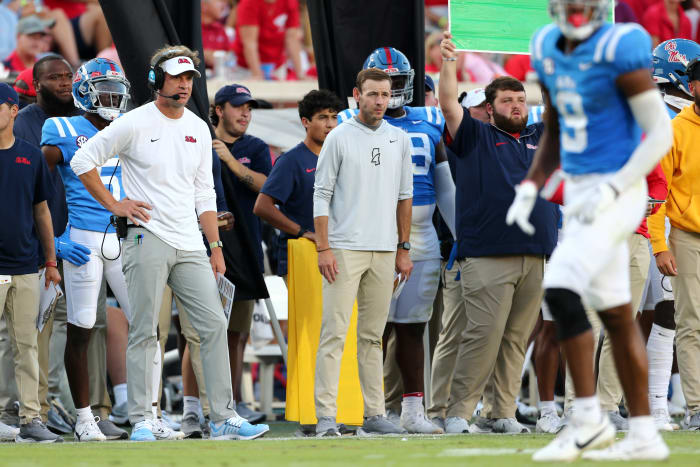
[670, 373, 686, 407]
[539, 400, 557, 415]
[574, 395, 602, 425]
[647, 324, 675, 412]
[76, 406, 93, 422]
[629, 415, 657, 440]
[401, 393, 424, 415]
[183, 396, 201, 416]
[113, 383, 127, 407]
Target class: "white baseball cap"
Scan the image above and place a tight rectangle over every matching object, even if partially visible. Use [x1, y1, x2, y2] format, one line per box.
[160, 56, 201, 78]
[461, 88, 486, 108]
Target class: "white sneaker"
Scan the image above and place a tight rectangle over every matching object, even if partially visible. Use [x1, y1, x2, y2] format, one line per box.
[536, 411, 562, 434]
[582, 432, 669, 461]
[0, 420, 19, 441]
[400, 409, 444, 434]
[74, 416, 107, 442]
[152, 418, 185, 440]
[652, 408, 678, 431]
[386, 409, 401, 427]
[445, 416, 473, 434]
[532, 415, 615, 462]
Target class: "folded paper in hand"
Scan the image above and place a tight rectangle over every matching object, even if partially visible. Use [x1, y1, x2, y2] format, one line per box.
[217, 273, 235, 325]
[37, 269, 63, 332]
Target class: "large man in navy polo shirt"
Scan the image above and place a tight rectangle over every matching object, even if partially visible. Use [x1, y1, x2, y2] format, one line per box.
[253, 89, 344, 278]
[0, 83, 61, 443]
[438, 33, 559, 434]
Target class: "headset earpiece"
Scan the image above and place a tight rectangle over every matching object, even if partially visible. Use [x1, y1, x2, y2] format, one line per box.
[147, 47, 180, 91]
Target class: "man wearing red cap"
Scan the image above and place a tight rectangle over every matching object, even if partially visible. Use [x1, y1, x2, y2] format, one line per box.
[13, 68, 37, 109]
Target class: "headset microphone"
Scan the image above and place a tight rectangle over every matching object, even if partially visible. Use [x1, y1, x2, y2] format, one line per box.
[157, 91, 180, 101]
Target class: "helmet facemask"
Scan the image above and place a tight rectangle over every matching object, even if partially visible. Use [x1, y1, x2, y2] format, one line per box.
[84, 78, 130, 121]
[387, 70, 415, 109]
[549, 0, 609, 41]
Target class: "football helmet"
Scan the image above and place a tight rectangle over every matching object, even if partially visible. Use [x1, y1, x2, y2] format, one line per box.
[363, 47, 415, 109]
[73, 58, 130, 121]
[548, 0, 609, 41]
[652, 39, 700, 97]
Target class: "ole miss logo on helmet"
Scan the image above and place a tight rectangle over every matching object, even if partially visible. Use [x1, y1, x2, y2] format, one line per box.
[178, 58, 191, 65]
[665, 41, 688, 63]
[185, 136, 197, 143]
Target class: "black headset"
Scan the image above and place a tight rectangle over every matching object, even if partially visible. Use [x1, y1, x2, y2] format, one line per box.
[147, 47, 180, 91]
[687, 58, 700, 83]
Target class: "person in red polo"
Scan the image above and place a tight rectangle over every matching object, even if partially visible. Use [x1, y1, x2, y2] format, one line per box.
[642, 0, 692, 47]
[2, 15, 55, 73]
[231, 0, 305, 80]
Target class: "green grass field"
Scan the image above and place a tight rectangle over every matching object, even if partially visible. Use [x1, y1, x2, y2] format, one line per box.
[1, 423, 699, 466]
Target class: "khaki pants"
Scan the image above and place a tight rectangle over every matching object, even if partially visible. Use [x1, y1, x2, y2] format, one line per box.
[446, 255, 544, 420]
[0, 316, 19, 415]
[597, 233, 650, 411]
[0, 273, 41, 424]
[669, 227, 700, 415]
[160, 286, 210, 417]
[315, 249, 395, 419]
[427, 262, 465, 419]
[122, 228, 234, 424]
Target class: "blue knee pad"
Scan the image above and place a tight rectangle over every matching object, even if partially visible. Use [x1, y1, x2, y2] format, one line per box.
[544, 288, 592, 341]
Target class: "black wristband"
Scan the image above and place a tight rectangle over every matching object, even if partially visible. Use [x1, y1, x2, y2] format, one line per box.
[317, 248, 330, 253]
[298, 227, 307, 238]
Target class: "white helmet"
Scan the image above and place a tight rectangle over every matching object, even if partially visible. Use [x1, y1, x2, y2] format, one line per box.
[548, 0, 610, 41]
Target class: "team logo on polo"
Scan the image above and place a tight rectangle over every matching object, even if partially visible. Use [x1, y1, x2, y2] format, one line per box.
[185, 136, 197, 143]
[76, 135, 89, 147]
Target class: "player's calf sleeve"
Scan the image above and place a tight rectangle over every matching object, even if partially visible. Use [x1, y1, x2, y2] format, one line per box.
[647, 323, 675, 411]
[544, 288, 592, 341]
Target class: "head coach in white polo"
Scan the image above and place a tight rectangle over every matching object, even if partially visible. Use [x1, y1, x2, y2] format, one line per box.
[70, 45, 268, 441]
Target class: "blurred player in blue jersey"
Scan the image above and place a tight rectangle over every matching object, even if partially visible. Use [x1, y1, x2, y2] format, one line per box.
[41, 58, 182, 442]
[339, 47, 456, 434]
[506, 0, 673, 461]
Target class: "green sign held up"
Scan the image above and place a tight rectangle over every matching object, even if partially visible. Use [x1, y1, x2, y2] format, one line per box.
[448, 0, 614, 54]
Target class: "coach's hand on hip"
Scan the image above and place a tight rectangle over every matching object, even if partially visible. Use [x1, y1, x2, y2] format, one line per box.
[318, 249, 338, 283]
[110, 197, 152, 226]
[395, 249, 413, 280]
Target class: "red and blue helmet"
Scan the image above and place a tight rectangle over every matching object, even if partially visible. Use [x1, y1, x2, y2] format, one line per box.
[72, 58, 130, 121]
[548, 0, 609, 41]
[652, 39, 700, 97]
[363, 47, 415, 109]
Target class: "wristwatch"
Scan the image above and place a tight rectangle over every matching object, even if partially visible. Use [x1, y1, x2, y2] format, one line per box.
[397, 242, 411, 251]
[209, 240, 223, 250]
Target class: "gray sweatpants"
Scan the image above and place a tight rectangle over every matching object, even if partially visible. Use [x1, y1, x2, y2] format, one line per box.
[122, 228, 234, 424]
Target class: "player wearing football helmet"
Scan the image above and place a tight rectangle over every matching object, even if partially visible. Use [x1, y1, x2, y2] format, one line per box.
[503, 0, 672, 461]
[652, 38, 700, 112]
[41, 58, 182, 442]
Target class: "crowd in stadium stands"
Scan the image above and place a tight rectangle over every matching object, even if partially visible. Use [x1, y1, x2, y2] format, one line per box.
[1, 0, 700, 455]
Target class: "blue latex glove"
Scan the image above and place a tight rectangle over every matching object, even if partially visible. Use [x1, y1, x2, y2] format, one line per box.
[55, 227, 91, 266]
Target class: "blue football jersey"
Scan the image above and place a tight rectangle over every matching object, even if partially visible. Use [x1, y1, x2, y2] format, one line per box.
[41, 116, 124, 233]
[337, 106, 445, 205]
[530, 22, 651, 175]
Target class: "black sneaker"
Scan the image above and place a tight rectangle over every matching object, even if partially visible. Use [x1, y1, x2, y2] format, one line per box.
[97, 418, 128, 440]
[16, 418, 63, 443]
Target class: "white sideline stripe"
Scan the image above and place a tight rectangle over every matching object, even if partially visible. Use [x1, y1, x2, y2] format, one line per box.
[439, 448, 536, 457]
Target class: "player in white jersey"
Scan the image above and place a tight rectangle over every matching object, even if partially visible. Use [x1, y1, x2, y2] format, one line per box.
[506, 0, 672, 461]
[41, 58, 182, 442]
[341, 47, 456, 434]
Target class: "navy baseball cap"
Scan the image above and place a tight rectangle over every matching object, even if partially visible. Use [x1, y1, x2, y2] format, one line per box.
[0, 83, 19, 107]
[425, 75, 435, 92]
[214, 84, 259, 108]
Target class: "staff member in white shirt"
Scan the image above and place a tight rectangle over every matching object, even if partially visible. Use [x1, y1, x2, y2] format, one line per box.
[313, 68, 414, 436]
[70, 45, 268, 441]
